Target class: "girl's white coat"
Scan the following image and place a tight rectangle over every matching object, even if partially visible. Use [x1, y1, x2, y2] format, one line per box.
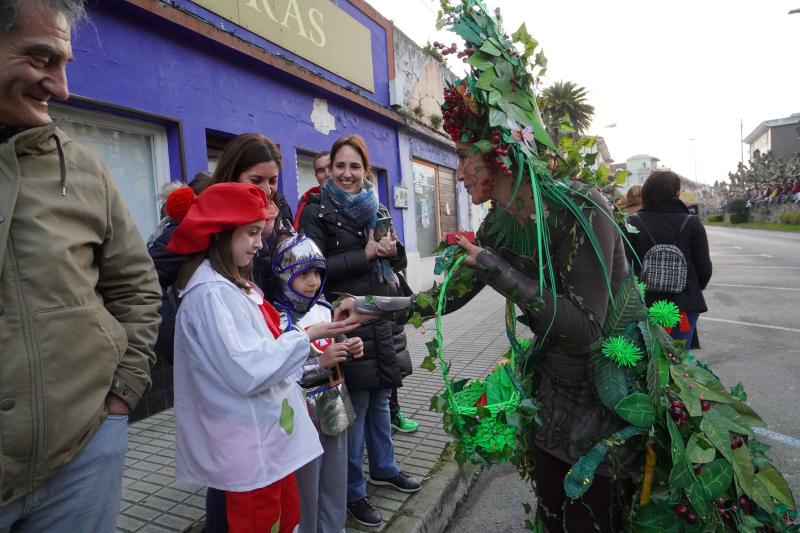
[173, 261, 322, 491]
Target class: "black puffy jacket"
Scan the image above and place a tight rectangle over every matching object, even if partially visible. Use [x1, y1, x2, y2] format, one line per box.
[625, 199, 712, 312]
[299, 189, 412, 391]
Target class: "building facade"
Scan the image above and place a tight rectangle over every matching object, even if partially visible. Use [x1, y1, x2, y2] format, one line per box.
[623, 154, 661, 190]
[743, 113, 800, 162]
[390, 29, 481, 291]
[60, 0, 468, 419]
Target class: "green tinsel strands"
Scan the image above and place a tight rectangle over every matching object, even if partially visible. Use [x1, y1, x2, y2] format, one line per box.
[648, 300, 681, 328]
[634, 276, 647, 300]
[601, 336, 643, 367]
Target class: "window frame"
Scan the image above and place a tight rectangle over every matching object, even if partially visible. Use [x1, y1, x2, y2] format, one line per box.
[49, 103, 172, 234]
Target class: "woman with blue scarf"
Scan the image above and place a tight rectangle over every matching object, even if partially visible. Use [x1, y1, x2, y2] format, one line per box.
[299, 135, 421, 527]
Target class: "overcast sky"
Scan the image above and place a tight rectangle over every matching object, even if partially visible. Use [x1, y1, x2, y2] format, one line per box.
[365, 0, 800, 184]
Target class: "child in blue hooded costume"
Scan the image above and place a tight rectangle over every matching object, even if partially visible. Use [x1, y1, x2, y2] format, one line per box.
[271, 226, 364, 533]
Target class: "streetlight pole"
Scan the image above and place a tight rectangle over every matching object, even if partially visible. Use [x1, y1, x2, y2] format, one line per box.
[740, 119, 744, 166]
[689, 137, 698, 188]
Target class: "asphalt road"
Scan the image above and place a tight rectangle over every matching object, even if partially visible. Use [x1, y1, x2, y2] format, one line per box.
[445, 225, 800, 532]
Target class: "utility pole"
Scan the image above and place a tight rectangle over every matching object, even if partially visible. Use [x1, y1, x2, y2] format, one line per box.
[740, 118, 744, 166]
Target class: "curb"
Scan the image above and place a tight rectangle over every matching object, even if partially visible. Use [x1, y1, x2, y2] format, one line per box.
[383, 455, 482, 533]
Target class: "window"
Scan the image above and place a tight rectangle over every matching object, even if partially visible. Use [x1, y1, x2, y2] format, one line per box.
[296, 152, 318, 196]
[206, 130, 233, 174]
[412, 160, 457, 257]
[50, 104, 171, 241]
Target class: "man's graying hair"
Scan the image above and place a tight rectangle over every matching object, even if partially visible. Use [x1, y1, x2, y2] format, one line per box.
[0, 0, 86, 35]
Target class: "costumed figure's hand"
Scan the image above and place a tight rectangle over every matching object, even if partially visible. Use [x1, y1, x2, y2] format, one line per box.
[318, 342, 350, 368]
[365, 229, 380, 261]
[333, 297, 377, 326]
[345, 336, 364, 359]
[455, 234, 485, 266]
[306, 319, 359, 341]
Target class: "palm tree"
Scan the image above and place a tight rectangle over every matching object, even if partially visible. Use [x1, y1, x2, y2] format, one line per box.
[541, 81, 595, 139]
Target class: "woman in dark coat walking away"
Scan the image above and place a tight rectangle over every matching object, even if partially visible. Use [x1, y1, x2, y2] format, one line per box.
[626, 170, 713, 344]
[299, 135, 420, 528]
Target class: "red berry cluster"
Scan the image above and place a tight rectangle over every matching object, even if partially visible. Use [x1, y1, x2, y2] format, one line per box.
[700, 395, 711, 411]
[487, 129, 513, 178]
[432, 41, 476, 63]
[730, 434, 744, 450]
[442, 86, 475, 142]
[715, 495, 752, 523]
[669, 399, 689, 428]
[673, 503, 698, 525]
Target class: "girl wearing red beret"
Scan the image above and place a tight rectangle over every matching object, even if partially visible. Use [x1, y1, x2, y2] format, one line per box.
[166, 183, 359, 533]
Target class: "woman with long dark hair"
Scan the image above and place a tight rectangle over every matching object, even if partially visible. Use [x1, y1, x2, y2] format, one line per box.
[626, 170, 712, 344]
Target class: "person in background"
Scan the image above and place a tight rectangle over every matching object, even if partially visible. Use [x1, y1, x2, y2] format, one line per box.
[0, 1, 162, 530]
[299, 135, 421, 528]
[294, 150, 330, 229]
[626, 170, 712, 345]
[619, 184, 642, 215]
[207, 134, 292, 291]
[294, 150, 419, 435]
[149, 173, 212, 365]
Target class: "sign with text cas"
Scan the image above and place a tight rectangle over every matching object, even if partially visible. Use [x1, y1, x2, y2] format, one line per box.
[192, 0, 375, 92]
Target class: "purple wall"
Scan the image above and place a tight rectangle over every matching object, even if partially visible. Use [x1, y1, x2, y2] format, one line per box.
[66, 0, 404, 239]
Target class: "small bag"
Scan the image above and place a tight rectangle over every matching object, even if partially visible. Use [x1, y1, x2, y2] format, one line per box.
[635, 215, 691, 294]
[305, 365, 355, 437]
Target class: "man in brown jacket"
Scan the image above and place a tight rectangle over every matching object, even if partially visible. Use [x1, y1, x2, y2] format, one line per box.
[0, 1, 161, 531]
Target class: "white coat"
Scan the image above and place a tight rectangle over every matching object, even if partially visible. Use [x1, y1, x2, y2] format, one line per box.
[173, 261, 322, 491]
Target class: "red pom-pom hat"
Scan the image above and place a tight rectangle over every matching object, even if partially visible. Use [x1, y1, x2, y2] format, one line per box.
[165, 186, 196, 222]
[166, 183, 278, 255]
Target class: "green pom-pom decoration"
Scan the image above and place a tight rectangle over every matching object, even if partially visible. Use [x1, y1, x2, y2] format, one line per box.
[649, 300, 681, 328]
[634, 276, 647, 299]
[601, 336, 643, 367]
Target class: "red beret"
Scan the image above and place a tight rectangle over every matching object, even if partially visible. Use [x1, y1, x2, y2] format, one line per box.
[167, 183, 276, 254]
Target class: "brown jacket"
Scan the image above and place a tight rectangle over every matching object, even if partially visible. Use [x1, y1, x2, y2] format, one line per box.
[0, 123, 161, 503]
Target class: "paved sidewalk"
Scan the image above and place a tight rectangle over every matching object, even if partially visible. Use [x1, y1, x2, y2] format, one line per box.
[117, 288, 509, 532]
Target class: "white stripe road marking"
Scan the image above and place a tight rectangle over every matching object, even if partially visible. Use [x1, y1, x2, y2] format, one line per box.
[753, 427, 800, 449]
[710, 253, 773, 258]
[700, 317, 800, 334]
[708, 283, 800, 291]
[715, 266, 800, 269]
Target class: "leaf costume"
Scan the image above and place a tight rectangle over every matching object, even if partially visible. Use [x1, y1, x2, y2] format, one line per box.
[351, 1, 797, 530]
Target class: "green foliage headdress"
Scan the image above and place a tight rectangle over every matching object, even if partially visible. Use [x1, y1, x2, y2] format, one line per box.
[437, 0, 620, 308]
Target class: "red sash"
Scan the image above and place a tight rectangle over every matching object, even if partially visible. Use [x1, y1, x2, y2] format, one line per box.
[257, 299, 283, 339]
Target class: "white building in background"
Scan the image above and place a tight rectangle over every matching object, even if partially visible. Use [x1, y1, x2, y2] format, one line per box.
[582, 136, 613, 170]
[623, 154, 661, 190]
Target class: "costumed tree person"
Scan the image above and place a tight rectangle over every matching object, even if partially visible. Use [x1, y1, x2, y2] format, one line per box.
[269, 227, 365, 533]
[336, 1, 798, 532]
[166, 183, 360, 533]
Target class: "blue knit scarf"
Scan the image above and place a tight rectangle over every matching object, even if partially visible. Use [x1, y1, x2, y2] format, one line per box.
[322, 179, 395, 284]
